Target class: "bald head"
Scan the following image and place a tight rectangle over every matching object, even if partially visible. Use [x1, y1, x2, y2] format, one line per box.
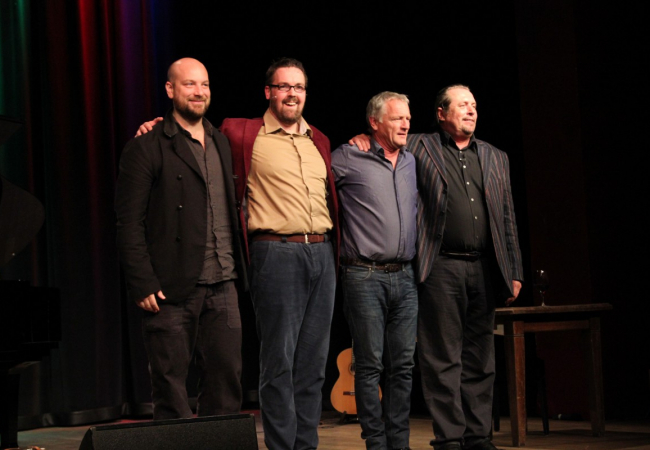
[167, 58, 207, 83]
[165, 58, 211, 124]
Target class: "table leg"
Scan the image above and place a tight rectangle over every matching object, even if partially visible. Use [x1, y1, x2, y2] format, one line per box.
[584, 317, 606, 437]
[503, 320, 526, 447]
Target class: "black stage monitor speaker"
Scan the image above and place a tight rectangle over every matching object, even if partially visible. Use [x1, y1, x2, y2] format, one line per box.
[78, 413, 259, 450]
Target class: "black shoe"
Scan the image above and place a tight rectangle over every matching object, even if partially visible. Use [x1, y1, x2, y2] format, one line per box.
[431, 442, 462, 450]
[463, 439, 499, 450]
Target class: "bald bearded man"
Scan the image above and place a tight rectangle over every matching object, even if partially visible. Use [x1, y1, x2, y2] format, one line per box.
[115, 58, 247, 419]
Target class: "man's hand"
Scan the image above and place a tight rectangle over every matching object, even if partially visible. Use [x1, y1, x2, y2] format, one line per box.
[136, 290, 165, 312]
[505, 280, 522, 306]
[135, 117, 163, 137]
[349, 134, 371, 152]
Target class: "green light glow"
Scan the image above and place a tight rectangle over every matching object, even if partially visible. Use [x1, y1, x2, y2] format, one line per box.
[0, 0, 29, 172]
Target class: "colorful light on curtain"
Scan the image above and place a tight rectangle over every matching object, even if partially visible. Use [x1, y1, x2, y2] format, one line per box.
[0, 0, 177, 425]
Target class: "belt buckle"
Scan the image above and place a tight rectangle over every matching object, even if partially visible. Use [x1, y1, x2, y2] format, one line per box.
[304, 234, 310, 244]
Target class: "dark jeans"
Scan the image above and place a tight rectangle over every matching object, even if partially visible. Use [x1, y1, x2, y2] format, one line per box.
[142, 281, 242, 420]
[417, 256, 497, 447]
[249, 240, 336, 450]
[342, 263, 418, 450]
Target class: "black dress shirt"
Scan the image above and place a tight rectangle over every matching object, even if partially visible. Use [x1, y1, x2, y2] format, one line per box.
[440, 131, 490, 253]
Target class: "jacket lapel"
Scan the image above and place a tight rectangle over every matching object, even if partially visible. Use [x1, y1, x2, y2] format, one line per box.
[478, 142, 496, 209]
[163, 114, 204, 180]
[242, 120, 261, 177]
[420, 133, 447, 186]
[174, 136, 204, 180]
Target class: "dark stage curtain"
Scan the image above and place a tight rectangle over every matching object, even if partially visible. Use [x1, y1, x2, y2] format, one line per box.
[0, 0, 175, 426]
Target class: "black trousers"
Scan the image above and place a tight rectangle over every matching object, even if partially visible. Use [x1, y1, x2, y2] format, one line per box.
[142, 280, 242, 419]
[417, 256, 497, 447]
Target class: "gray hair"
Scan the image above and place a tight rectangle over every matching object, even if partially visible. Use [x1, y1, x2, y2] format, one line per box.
[434, 84, 471, 124]
[366, 91, 409, 130]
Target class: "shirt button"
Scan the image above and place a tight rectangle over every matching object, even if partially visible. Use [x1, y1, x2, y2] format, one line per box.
[471, 198, 474, 201]
[466, 182, 470, 185]
[177, 175, 183, 180]
[177, 205, 183, 210]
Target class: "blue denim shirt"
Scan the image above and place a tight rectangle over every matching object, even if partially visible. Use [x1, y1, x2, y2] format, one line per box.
[331, 139, 417, 263]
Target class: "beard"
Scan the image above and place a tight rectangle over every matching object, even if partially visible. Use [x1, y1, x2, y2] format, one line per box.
[459, 117, 476, 136]
[460, 125, 475, 136]
[174, 96, 210, 122]
[270, 96, 303, 125]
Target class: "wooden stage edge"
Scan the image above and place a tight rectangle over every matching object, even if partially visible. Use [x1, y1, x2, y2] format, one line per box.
[11, 410, 650, 450]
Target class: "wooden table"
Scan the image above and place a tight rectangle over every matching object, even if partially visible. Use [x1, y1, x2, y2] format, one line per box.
[494, 303, 612, 447]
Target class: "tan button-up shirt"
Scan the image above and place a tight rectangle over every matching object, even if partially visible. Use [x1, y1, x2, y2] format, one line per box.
[246, 110, 332, 235]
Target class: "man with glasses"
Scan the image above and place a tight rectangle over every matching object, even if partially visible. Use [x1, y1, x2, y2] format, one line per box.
[221, 57, 339, 450]
[136, 57, 338, 450]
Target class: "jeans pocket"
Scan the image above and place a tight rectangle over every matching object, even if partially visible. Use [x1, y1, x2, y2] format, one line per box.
[142, 304, 184, 334]
[342, 265, 373, 282]
[250, 241, 271, 278]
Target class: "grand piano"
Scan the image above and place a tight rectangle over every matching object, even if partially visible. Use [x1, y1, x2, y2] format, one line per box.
[0, 115, 61, 449]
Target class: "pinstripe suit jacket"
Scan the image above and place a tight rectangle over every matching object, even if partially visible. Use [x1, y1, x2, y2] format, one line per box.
[408, 131, 524, 295]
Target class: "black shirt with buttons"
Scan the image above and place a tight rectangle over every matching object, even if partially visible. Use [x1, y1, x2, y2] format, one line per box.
[179, 119, 236, 284]
[440, 131, 490, 253]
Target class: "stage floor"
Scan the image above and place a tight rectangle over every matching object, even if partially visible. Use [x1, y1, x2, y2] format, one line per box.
[9, 411, 650, 450]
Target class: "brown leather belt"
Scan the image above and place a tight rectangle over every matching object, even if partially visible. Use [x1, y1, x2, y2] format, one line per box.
[251, 233, 330, 244]
[340, 257, 407, 273]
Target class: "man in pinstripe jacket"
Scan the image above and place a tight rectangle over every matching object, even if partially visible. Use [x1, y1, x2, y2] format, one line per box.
[411, 85, 523, 450]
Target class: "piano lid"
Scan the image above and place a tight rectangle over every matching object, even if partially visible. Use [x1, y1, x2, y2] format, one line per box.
[0, 115, 45, 268]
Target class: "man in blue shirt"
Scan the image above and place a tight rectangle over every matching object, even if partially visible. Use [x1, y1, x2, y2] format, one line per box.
[331, 92, 418, 450]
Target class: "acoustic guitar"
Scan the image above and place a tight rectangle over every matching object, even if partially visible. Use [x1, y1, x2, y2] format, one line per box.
[330, 345, 382, 416]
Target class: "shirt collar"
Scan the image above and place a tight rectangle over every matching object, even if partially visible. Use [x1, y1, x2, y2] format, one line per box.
[163, 109, 214, 139]
[262, 109, 312, 137]
[441, 129, 477, 151]
[177, 117, 213, 139]
[370, 137, 406, 158]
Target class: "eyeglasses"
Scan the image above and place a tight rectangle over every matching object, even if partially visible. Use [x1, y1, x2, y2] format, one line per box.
[268, 84, 306, 93]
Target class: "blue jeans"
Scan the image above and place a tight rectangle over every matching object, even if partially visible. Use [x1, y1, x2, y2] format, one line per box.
[250, 240, 336, 450]
[341, 262, 418, 450]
